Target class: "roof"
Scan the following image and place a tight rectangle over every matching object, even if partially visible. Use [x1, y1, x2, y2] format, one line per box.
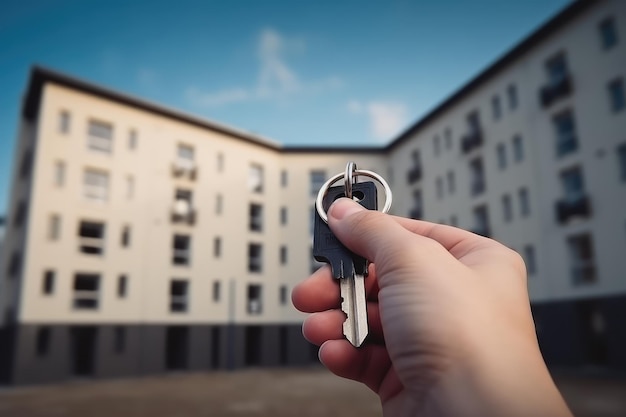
[22, 0, 593, 153]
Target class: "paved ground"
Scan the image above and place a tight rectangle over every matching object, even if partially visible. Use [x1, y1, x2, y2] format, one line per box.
[0, 367, 624, 417]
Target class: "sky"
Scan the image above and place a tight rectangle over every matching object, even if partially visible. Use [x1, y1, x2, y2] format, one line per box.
[0, 0, 572, 214]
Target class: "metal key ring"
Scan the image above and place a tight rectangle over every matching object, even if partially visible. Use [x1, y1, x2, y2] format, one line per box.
[316, 168, 393, 224]
[344, 161, 357, 200]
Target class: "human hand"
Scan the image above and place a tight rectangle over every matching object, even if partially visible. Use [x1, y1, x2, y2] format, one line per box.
[292, 198, 572, 417]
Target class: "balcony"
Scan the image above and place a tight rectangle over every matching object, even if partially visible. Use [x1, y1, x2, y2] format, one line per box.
[461, 129, 483, 154]
[540, 75, 573, 108]
[171, 201, 197, 225]
[407, 166, 422, 184]
[556, 195, 591, 224]
[571, 262, 597, 285]
[556, 134, 578, 157]
[171, 160, 197, 180]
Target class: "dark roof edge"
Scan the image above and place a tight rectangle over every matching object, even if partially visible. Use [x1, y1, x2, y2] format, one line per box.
[384, 0, 593, 151]
[282, 145, 383, 153]
[22, 66, 282, 151]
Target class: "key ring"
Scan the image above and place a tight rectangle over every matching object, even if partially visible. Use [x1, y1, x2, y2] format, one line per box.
[344, 161, 357, 200]
[316, 162, 393, 224]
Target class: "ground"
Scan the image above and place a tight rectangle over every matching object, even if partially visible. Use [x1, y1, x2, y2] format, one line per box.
[0, 367, 624, 417]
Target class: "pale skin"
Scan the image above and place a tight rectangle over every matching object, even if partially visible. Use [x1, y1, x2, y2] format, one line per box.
[292, 198, 573, 417]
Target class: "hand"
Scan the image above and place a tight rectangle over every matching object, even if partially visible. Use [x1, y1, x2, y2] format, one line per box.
[292, 198, 572, 417]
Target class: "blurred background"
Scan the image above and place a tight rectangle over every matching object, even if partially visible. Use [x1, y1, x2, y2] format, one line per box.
[1, 0, 625, 416]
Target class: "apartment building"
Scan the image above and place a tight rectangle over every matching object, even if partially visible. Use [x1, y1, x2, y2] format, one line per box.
[1, 0, 625, 385]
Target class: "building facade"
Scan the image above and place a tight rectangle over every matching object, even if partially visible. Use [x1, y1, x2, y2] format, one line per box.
[1, 0, 625, 385]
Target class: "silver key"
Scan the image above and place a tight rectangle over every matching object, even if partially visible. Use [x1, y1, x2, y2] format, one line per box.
[341, 272, 368, 347]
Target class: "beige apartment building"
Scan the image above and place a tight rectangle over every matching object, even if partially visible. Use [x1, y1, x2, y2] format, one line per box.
[1, 0, 625, 385]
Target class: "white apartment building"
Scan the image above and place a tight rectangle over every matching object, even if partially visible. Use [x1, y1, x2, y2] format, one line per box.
[1, 0, 625, 385]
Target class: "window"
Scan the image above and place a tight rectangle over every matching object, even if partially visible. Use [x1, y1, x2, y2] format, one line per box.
[177, 144, 195, 168]
[114, 326, 126, 353]
[19, 150, 33, 179]
[87, 120, 113, 153]
[213, 281, 221, 302]
[450, 215, 458, 227]
[599, 17, 618, 50]
[447, 171, 455, 194]
[560, 167, 584, 201]
[519, 187, 531, 217]
[13, 201, 27, 228]
[249, 203, 263, 232]
[73, 273, 100, 309]
[553, 110, 578, 157]
[125, 176, 134, 199]
[247, 284, 263, 315]
[216, 194, 223, 215]
[249, 163, 264, 193]
[54, 161, 65, 186]
[310, 207, 316, 237]
[170, 280, 189, 312]
[280, 207, 288, 225]
[512, 135, 524, 163]
[409, 189, 422, 219]
[172, 234, 191, 265]
[83, 169, 109, 202]
[128, 130, 137, 150]
[433, 135, 441, 157]
[248, 243, 262, 273]
[42, 270, 55, 295]
[618, 143, 626, 182]
[469, 158, 485, 196]
[473, 205, 490, 237]
[36, 327, 51, 357]
[546, 53, 568, 87]
[7, 251, 22, 279]
[444, 128, 453, 150]
[507, 84, 518, 110]
[435, 177, 444, 199]
[407, 150, 422, 183]
[280, 245, 288, 265]
[214, 237, 222, 258]
[568, 234, 597, 285]
[502, 194, 513, 222]
[608, 78, 625, 113]
[310, 170, 326, 197]
[217, 153, 224, 172]
[496, 143, 507, 170]
[121, 225, 130, 247]
[59, 111, 70, 134]
[491, 95, 502, 120]
[280, 285, 288, 305]
[523, 245, 537, 276]
[78, 221, 105, 255]
[281, 170, 288, 187]
[117, 275, 127, 298]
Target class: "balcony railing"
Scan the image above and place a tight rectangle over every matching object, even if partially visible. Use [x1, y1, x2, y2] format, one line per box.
[171, 205, 197, 225]
[556, 195, 591, 224]
[540, 74, 573, 108]
[407, 166, 422, 184]
[571, 263, 597, 285]
[461, 129, 483, 154]
[171, 160, 197, 180]
[556, 134, 578, 157]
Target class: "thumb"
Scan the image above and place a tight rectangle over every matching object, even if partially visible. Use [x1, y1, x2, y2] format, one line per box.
[327, 198, 426, 275]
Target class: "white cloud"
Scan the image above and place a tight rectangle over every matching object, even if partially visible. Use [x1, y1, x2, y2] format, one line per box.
[367, 101, 408, 140]
[347, 99, 409, 141]
[186, 28, 341, 108]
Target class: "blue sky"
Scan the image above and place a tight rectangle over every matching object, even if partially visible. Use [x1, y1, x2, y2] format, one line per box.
[0, 0, 571, 214]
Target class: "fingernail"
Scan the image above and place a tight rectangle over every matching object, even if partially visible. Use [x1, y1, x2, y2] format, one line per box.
[328, 198, 364, 220]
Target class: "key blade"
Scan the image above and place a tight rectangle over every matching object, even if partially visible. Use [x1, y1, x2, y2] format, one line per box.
[340, 273, 368, 347]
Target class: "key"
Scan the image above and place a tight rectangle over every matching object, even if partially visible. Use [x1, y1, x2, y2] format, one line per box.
[313, 181, 377, 347]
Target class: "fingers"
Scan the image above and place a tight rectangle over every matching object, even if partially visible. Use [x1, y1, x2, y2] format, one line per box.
[292, 264, 380, 313]
[302, 302, 383, 345]
[318, 340, 403, 401]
